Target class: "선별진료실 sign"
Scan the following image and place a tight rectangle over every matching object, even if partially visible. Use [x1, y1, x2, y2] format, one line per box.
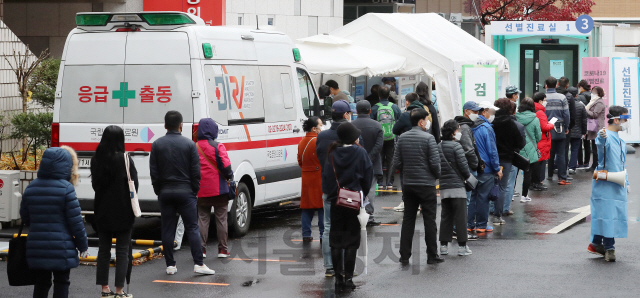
[612, 57, 640, 143]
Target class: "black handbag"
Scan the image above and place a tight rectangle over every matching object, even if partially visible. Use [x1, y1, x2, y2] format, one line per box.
[512, 151, 530, 171]
[7, 223, 35, 286]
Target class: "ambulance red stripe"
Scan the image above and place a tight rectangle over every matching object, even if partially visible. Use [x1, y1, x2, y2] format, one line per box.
[60, 137, 303, 152]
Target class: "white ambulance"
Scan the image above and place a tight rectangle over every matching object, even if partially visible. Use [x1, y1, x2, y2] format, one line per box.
[53, 12, 325, 236]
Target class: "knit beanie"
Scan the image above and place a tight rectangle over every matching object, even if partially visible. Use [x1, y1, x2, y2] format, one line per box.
[337, 122, 361, 145]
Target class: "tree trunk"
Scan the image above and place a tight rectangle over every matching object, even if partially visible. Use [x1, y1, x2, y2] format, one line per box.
[21, 92, 28, 163]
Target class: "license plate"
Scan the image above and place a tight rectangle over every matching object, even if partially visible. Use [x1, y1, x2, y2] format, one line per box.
[79, 158, 91, 169]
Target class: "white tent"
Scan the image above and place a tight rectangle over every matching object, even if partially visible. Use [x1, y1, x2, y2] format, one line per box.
[296, 34, 406, 77]
[331, 13, 510, 121]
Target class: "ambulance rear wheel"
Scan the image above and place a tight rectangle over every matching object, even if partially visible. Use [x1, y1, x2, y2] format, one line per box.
[229, 182, 251, 238]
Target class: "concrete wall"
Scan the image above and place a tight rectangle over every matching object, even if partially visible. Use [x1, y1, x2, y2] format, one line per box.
[416, 0, 471, 16]
[591, 0, 640, 18]
[225, 0, 343, 41]
[2, 2, 100, 58]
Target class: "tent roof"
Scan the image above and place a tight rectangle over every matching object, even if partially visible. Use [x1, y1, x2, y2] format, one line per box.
[331, 13, 510, 77]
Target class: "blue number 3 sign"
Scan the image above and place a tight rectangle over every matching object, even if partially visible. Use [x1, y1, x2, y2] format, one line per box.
[575, 15, 594, 34]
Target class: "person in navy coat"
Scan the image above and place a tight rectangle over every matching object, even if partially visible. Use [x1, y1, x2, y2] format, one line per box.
[20, 146, 89, 298]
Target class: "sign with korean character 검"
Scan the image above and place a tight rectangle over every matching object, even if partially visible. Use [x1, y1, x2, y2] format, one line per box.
[462, 65, 498, 107]
[612, 57, 640, 143]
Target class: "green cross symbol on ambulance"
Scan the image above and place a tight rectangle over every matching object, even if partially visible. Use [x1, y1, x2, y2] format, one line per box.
[112, 82, 135, 107]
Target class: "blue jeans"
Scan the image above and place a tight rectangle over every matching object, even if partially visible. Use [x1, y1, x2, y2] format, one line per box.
[322, 194, 333, 269]
[301, 208, 324, 238]
[593, 235, 615, 250]
[494, 161, 513, 218]
[549, 138, 567, 180]
[569, 138, 582, 170]
[503, 165, 518, 213]
[468, 172, 494, 229]
[466, 171, 478, 206]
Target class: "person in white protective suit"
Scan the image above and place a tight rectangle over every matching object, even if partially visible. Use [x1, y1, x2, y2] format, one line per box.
[587, 105, 630, 262]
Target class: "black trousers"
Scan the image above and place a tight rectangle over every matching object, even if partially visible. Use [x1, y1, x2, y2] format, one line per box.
[522, 161, 538, 197]
[159, 188, 204, 267]
[587, 140, 598, 170]
[33, 269, 70, 298]
[583, 139, 591, 166]
[378, 140, 395, 186]
[400, 185, 438, 260]
[439, 197, 467, 244]
[97, 229, 132, 288]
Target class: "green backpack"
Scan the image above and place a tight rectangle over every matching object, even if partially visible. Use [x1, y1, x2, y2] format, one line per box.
[376, 102, 396, 141]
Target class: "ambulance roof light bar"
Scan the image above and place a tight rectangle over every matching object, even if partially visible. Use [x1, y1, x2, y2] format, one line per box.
[75, 12, 202, 29]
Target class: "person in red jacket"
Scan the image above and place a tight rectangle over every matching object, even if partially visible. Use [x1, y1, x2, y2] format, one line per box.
[298, 116, 325, 243]
[196, 118, 234, 259]
[531, 92, 555, 190]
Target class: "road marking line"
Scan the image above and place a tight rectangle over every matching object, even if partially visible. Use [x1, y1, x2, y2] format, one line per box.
[228, 258, 297, 263]
[153, 280, 229, 286]
[379, 223, 399, 226]
[545, 205, 590, 234]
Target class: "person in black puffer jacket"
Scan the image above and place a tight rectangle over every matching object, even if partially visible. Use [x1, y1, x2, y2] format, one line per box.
[438, 120, 473, 257]
[492, 99, 525, 224]
[20, 146, 89, 298]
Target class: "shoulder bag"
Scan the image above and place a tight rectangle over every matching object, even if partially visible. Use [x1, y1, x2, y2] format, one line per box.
[523, 128, 541, 162]
[124, 153, 141, 217]
[301, 137, 317, 165]
[512, 150, 530, 171]
[440, 149, 477, 191]
[7, 223, 35, 286]
[331, 154, 361, 210]
[197, 142, 237, 200]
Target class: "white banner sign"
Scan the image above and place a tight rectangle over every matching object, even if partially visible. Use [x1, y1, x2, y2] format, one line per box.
[462, 65, 498, 107]
[612, 57, 640, 143]
[491, 21, 590, 36]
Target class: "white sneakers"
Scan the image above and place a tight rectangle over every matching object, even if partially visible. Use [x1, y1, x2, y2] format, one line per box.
[194, 264, 216, 275]
[520, 196, 532, 203]
[393, 202, 404, 212]
[166, 264, 216, 275]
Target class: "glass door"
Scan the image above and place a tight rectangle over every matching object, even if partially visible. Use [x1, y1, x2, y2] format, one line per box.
[520, 45, 579, 98]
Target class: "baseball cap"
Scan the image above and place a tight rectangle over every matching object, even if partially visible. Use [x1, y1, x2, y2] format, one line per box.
[356, 100, 371, 114]
[462, 101, 481, 111]
[479, 101, 500, 111]
[505, 85, 522, 95]
[332, 100, 351, 114]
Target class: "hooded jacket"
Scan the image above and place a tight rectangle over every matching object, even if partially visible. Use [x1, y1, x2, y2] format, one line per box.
[321, 145, 373, 201]
[196, 118, 234, 199]
[472, 116, 501, 174]
[393, 100, 424, 136]
[571, 100, 588, 139]
[418, 94, 441, 143]
[534, 102, 554, 161]
[492, 115, 525, 162]
[454, 116, 480, 171]
[515, 110, 542, 163]
[557, 86, 578, 130]
[577, 91, 591, 106]
[20, 147, 88, 271]
[393, 126, 441, 186]
[438, 140, 471, 190]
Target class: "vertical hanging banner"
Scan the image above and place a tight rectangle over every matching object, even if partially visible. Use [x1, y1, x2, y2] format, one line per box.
[461, 65, 498, 108]
[144, 0, 226, 26]
[582, 57, 610, 108]
[612, 57, 640, 143]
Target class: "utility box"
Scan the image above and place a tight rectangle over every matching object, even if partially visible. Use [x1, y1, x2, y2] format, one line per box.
[0, 171, 22, 228]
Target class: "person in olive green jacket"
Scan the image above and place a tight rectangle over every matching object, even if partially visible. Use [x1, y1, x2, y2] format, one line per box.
[515, 97, 542, 202]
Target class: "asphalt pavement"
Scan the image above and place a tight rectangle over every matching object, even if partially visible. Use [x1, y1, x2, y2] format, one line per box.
[2, 153, 640, 297]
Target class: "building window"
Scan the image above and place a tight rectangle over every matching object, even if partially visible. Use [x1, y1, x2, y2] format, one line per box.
[294, 0, 301, 16]
[238, 14, 243, 25]
[268, 15, 275, 26]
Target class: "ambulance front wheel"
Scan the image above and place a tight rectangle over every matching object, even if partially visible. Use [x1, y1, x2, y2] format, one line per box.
[229, 182, 252, 237]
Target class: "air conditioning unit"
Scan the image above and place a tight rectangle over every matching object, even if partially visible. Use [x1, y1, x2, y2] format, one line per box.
[0, 171, 22, 228]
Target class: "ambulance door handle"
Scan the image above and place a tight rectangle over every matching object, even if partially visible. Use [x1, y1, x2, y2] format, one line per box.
[293, 128, 300, 133]
[129, 151, 149, 156]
